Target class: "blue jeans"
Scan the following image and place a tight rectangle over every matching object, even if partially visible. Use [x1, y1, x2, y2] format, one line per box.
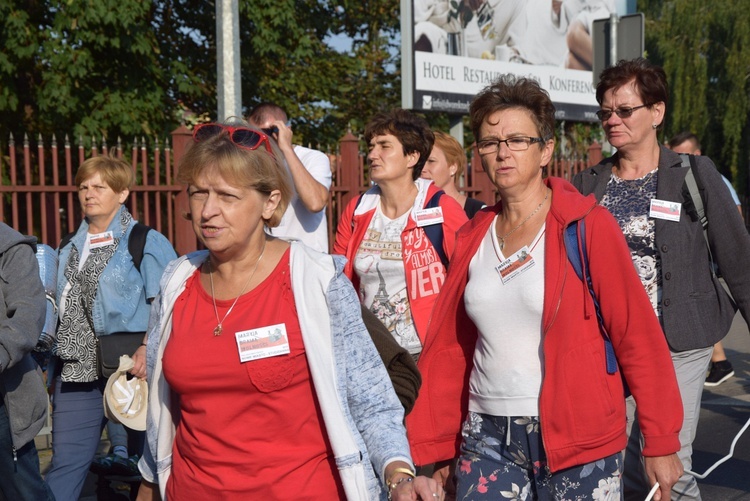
[0, 398, 55, 501]
[45, 378, 106, 501]
[457, 412, 622, 500]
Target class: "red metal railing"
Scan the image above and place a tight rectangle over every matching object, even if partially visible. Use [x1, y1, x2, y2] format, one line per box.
[2, 127, 603, 255]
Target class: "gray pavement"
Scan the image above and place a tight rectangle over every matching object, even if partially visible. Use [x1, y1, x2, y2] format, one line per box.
[691, 310, 750, 500]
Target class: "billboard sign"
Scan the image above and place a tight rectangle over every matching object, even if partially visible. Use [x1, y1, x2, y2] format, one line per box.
[402, 0, 635, 122]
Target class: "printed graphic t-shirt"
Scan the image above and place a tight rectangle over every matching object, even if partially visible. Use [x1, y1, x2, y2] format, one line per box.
[353, 206, 421, 355]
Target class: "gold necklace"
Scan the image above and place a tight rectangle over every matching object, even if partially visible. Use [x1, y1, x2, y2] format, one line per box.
[207, 240, 266, 336]
[497, 189, 549, 251]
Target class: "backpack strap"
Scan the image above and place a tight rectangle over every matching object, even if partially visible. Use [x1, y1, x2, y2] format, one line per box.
[680, 153, 714, 273]
[564, 219, 618, 375]
[58, 222, 151, 272]
[422, 190, 448, 269]
[352, 190, 449, 268]
[128, 223, 152, 273]
[59, 231, 75, 251]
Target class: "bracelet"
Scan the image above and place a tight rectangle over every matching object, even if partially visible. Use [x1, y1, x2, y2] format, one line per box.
[387, 467, 416, 487]
[140, 343, 147, 347]
[386, 476, 413, 500]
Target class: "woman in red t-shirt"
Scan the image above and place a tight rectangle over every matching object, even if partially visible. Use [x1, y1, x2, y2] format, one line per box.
[136, 122, 443, 501]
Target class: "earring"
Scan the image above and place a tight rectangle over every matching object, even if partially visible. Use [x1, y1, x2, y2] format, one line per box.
[652, 124, 658, 129]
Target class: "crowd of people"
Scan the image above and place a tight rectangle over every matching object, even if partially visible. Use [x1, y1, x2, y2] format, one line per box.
[2, 57, 748, 501]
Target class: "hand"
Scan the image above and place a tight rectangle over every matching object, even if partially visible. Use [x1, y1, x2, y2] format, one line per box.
[390, 475, 445, 501]
[130, 344, 147, 379]
[135, 480, 161, 501]
[270, 119, 294, 152]
[432, 460, 457, 501]
[644, 453, 683, 501]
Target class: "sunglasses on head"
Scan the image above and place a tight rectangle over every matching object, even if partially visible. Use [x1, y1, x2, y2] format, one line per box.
[192, 124, 274, 156]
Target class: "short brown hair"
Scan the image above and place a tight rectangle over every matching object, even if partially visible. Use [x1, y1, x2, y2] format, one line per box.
[432, 131, 468, 178]
[596, 58, 668, 110]
[75, 155, 134, 192]
[470, 74, 555, 144]
[364, 109, 434, 180]
[668, 131, 700, 151]
[247, 102, 287, 127]
[177, 125, 292, 227]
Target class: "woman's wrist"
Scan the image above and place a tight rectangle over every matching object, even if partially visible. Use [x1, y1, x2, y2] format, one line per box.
[387, 476, 413, 500]
[385, 464, 416, 500]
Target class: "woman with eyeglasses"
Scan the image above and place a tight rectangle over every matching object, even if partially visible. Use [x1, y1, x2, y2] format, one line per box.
[136, 122, 444, 500]
[405, 75, 684, 500]
[573, 58, 750, 501]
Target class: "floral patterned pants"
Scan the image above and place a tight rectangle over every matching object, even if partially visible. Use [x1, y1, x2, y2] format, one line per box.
[456, 412, 622, 500]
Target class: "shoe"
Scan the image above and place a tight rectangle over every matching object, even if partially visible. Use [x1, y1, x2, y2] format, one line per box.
[110, 454, 140, 477]
[705, 360, 734, 387]
[90, 453, 118, 475]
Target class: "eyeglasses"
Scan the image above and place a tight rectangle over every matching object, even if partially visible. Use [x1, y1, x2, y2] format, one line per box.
[476, 136, 546, 155]
[192, 123, 274, 156]
[261, 126, 279, 136]
[595, 104, 649, 122]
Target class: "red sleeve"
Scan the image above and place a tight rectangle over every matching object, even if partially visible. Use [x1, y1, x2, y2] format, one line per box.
[439, 195, 469, 260]
[333, 197, 357, 256]
[585, 207, 683, 457]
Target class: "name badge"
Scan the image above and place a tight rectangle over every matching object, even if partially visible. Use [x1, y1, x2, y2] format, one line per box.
[414, 207, 444, 227]
[649, 199, 681, 222]
[495, 246, 535, 284]
[89, 231, 114, 249]
[235, 323, 291, 363]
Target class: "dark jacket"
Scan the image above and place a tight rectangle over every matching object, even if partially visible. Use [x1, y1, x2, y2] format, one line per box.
[361, 305, 421, 415]
[0, 223, 48, 449]
[573, 145, 750, 351]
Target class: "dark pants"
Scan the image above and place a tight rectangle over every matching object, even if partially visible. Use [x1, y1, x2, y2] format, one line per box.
[457, 412, 622, 500]
[0, 398, 55, 501]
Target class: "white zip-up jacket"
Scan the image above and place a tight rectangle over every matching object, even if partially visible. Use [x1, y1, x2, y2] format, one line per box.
[138, 242, 413, 499]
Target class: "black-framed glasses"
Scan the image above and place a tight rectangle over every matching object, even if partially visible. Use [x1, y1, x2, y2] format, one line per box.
[595, 104, 649, 122]
[192, 123, 274, 156]
[261, 126, 279, 137]
[476, 136, 546, 155]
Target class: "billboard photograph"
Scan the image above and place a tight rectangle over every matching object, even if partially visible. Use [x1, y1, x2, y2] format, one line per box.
[404, 0, 634, 121]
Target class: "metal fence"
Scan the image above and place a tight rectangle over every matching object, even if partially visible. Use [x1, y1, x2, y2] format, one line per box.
[2, 128, 603, 255]
[0, 132, 181, 249]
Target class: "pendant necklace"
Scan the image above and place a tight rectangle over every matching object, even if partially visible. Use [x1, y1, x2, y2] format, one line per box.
[208, 240, 266, 336]
[497, 189, 549, 251]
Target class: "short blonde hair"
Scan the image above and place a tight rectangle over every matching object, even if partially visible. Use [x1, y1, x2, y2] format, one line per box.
[177, 126, 292, 227]
[75, 155, 134, 192]
[433, 131, 468, 178]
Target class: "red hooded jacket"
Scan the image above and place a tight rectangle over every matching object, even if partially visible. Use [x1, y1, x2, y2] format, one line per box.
[405, 177, 683, 471]
[333, 179, 468, 344]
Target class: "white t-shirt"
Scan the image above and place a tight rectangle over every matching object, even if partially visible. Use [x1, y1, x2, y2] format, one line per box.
[465, 219, 546, 417]
[267, 145, 332, 253]
[353, 206, 421, 355]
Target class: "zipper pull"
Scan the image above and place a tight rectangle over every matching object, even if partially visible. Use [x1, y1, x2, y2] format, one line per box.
[13, 445, 18, 472]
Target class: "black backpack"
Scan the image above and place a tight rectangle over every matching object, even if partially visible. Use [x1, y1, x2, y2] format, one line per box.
[59, 223, 151, 272]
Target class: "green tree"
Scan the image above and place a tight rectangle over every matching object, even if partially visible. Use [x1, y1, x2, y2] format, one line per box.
[641, 0, 750, 194]
[0, 0, 207, 141]
[0, 0, 408, 151]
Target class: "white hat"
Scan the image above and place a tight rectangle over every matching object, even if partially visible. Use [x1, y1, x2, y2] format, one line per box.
[103, 355, 148, 431]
